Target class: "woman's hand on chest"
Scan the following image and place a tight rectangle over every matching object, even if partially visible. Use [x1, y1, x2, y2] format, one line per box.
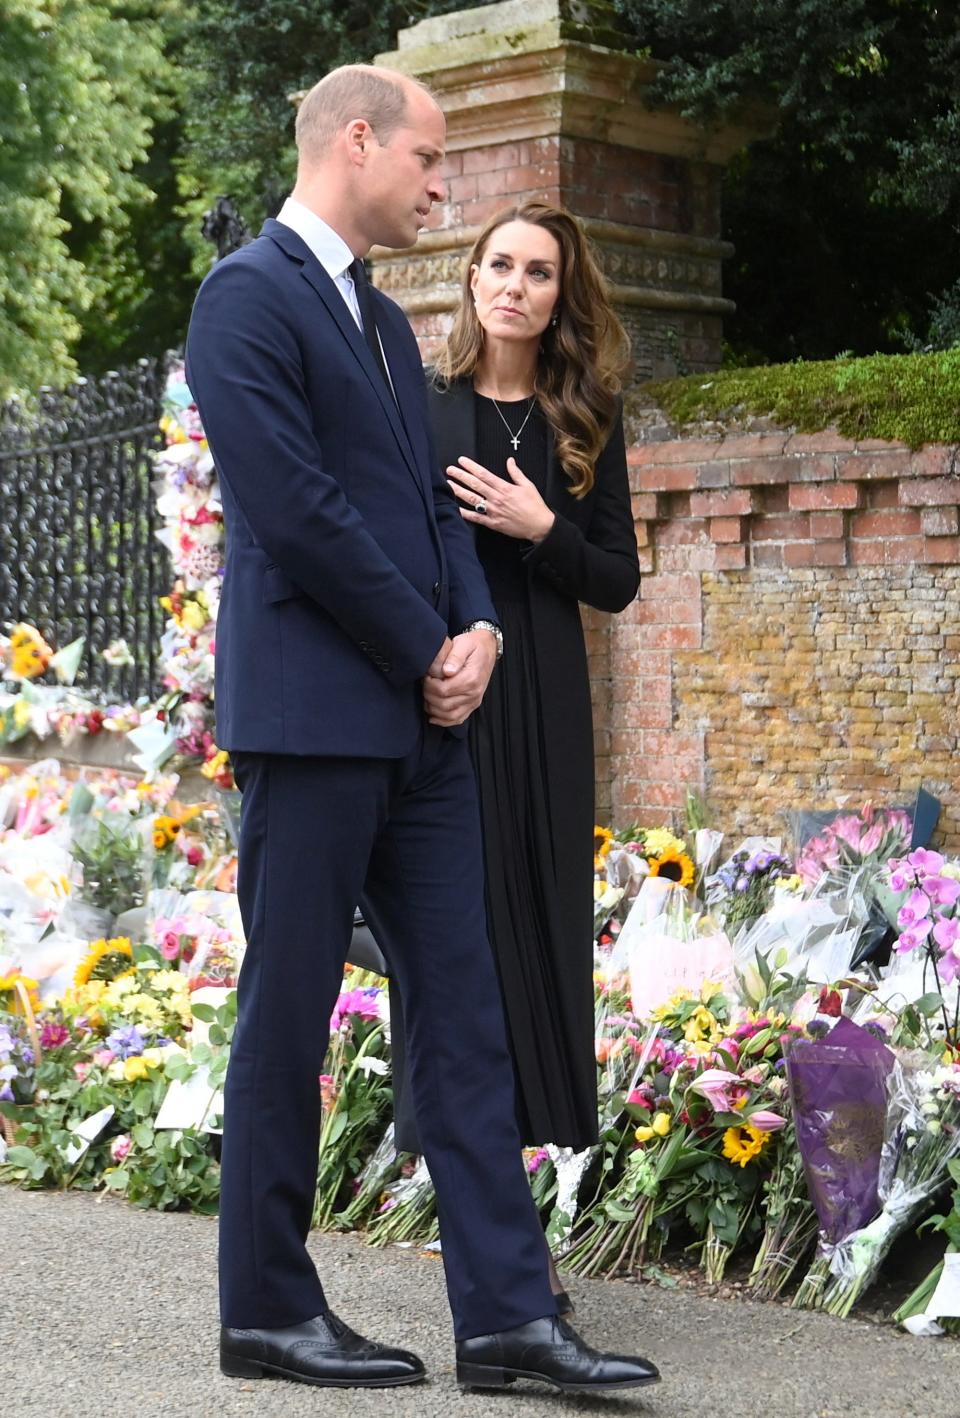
[447, 454, 556, 543]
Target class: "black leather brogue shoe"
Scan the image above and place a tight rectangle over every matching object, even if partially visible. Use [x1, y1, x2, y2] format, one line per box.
[456, 1314, 660, 1393]
[220, 1311, 425, 1388]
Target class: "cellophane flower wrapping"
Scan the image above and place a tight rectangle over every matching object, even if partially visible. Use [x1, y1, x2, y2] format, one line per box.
[822, 1053, 960, 1316]
[787, 1015, 894, 1306]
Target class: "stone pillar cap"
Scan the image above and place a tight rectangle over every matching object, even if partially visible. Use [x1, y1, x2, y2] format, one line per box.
[385, 0, 632, 67]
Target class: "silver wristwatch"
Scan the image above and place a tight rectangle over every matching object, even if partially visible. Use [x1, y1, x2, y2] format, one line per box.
[461, 619, 504, 658]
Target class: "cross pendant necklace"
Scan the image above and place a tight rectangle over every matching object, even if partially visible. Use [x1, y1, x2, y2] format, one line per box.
[491, 396, 536, 451]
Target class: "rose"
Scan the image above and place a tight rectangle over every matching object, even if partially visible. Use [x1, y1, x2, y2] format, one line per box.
[161, 932, 181, 961]
[110, 1134, 132, 1163]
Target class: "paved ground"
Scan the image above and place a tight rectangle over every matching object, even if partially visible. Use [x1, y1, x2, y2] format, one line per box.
[2, 1187, 959, 1418]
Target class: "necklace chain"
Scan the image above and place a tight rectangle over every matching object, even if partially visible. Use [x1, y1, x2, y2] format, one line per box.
[490, 396, 536, 451]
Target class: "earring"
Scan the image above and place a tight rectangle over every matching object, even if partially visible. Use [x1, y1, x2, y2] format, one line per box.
[551, 314, 558, 326]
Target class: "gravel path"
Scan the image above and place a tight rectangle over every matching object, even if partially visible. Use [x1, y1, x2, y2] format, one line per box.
[2, 1186, 957, 1418]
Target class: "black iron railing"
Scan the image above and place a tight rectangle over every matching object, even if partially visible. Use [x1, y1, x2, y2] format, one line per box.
[0, 358, 169, 702]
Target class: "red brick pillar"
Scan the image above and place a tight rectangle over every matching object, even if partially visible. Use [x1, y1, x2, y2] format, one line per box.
[374, 0, 759, 387]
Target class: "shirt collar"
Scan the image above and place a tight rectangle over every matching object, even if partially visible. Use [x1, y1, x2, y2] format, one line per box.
[276, 197, 355, 282]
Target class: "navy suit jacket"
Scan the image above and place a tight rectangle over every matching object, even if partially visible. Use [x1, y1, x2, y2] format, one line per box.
[184, 219, 497, 757]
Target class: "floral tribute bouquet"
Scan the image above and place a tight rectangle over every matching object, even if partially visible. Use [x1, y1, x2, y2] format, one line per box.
[819, 1054, 960, 1316]
[708, 844, 795, 935]
[0, 941, 210, 1203]
[312, 978, 393, 1230]
[788, 1015, 894, 1308]
[599, 825, 697, 892]
[0, 624, 108, 751]
[561, 973, 803, 1285]
[0, 623, 84, 687]
[894, 1158, 960, 1336]
[795, 803, 912, 889]
[884, 849, 960, 1036]
[153, 364, 232, 788]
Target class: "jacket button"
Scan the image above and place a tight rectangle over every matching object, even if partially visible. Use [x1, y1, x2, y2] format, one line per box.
[432, 581, 441, 597]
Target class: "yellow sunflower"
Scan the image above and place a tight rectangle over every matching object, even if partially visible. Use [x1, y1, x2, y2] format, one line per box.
[0, 970, 41, 1015]
[9, 623, 53, 679]
[648, 847, 696, 889]
[74, 937, 135, 988]
[594, 825, 614, 871]
[722, 1123, 769, 1168]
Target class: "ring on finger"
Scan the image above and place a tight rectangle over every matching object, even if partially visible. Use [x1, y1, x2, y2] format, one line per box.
[475, 497, 488, 515]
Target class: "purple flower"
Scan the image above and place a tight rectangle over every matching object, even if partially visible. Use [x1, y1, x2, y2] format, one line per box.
[0, 1024, 15, 1054]
[40, 1022, 70, 1050]
[923, 876, 960, 908]
[330, 987, 382, 1033]
[898, 888, 933, 930]
[939, 947, 960, 986]
[895, 920, 933, 953]
[934, 917, 960, 953]
[888, 869, 911, 892]
[105, 1024, 145, 1060]
[908, 848, 946, 874]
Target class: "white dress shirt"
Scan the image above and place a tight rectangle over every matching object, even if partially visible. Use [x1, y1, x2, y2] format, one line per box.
[276, 196, 395, 395]
[276, 196, 363, 329]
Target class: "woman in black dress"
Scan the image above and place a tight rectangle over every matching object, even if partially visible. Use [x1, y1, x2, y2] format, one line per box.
[393, 201, 639, 1290]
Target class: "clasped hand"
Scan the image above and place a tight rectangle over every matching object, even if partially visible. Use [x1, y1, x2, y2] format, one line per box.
[422, 629, 498, 727]
[448, 455, 555, 542]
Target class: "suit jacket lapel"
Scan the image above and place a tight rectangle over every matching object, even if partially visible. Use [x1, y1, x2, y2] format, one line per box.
[262, 221, 425, 503]
[298, 263, 428, 498]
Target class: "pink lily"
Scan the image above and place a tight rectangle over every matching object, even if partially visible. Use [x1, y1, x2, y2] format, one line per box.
[688, 1067, 741, 1111]
[747, 1110, 787, 1133]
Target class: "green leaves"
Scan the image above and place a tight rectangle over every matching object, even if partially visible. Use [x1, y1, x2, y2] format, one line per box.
[1, 0, 179, 393]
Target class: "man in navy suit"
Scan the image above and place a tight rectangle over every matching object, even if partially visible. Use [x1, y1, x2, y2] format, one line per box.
[185, 64, 658, 1395]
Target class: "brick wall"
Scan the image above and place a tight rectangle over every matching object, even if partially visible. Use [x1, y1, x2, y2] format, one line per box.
[590, 430, 960, 850]
[437, 137, 721, 237]
[382, 135, 730, 377]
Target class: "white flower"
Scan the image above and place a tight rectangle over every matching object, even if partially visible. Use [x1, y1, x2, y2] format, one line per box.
[356, 1056, 390, 1077]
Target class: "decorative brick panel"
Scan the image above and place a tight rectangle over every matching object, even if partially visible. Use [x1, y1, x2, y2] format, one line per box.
[590, 426, 960, 848]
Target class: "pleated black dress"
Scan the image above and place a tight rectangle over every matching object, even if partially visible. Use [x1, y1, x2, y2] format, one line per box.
[390, 381, 640, 1153]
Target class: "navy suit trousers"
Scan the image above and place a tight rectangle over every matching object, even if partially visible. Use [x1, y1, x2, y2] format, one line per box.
[220, 729, 557, 1339]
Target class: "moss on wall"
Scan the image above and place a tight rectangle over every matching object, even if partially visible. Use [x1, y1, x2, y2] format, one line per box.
[644, 349, 960, 448]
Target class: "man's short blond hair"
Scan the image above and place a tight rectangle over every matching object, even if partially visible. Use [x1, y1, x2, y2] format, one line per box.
[295, 64, 433, 160]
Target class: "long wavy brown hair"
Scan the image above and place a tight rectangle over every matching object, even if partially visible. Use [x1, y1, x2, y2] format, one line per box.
[434, 202, 630, 497]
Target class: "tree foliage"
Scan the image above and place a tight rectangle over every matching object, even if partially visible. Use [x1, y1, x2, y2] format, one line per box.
[0, 0, 185, 394]
[176, 1, 467, 274]
[612, 0, 960, 357]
